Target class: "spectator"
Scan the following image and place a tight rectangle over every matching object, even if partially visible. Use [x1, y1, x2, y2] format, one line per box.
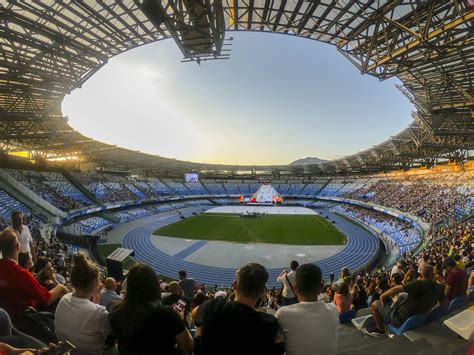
[391, 261, 404, 277]
[352, 277, 368, 310]
[433, 265, 445, 284]
[99, 277, 123, 312]
[18, 252, 33, 271]
[336, 267, 352, 286]
[390, 273, 403, 287]
[276, 263, 339, 355]
[468, 271, 474, 289]
[195, 263, 281, 355]
[10, 212, 36, 263]
[364, 264, 447, 337]
[54, 267, 67, 285]
[110, 264, 193, 354]
[442, 257, 468, 300]
[403, 268, 415, 284]
[191, 293, 208, 326]
[178, 270, 196, 302]
[277, 260, 299, 306]
[454, 254, 466, 272]
[0, 229, 68, 319]
[55, 253, 110, 354]
[461, 250, 470, 266]
[34, 257, 58, 290]
[34, 257, 61, 312]
[334, 283, 352, 314]
[417, 254, 430, 274]
[375, 275, 391, 299]
[161, 281, 184, 306]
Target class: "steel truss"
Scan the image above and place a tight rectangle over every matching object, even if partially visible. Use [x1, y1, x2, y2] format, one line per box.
[0, 0, 472, 174]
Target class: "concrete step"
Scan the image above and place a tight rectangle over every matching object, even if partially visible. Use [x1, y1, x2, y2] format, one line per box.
[381, 338, 433, 355]
[337, 334, 409, 354]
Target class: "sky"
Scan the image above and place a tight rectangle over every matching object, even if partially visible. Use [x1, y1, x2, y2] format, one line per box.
[62, 32, 414, 165]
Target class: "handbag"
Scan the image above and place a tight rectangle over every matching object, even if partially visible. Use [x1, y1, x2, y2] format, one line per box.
[285, 273, 298, 302]
[14, 308, 57, 344]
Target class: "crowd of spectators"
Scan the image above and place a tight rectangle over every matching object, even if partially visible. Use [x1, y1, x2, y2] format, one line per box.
[84, 181, 140, 203]
[0, 206, 472, 354]
[332, 204, 422, 255]
[6, 169, 92, 211]
[346, 174, 472, 224]
[2, 169, 472, 222]
[111, 200, 211, 224]
[60, 200, 213, 237]
[0, 168, 472, 353]
[65, 216, 113, 235]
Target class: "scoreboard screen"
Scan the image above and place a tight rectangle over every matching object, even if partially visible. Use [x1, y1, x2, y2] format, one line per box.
[185, 173, 199, 182]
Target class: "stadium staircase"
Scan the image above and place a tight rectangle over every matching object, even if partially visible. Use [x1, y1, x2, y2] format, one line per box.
[61, 170, 101, 206]
[97, 211, 120, 224]
[316, 178, 333, 195]
[201, 182, 213, 195]
[336, 314, 471, 354]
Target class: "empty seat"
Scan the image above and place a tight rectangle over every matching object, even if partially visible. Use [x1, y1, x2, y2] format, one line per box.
[351, 314, 374, 330]
[447, 296, 467, 314]
[443, 309, 474, 341]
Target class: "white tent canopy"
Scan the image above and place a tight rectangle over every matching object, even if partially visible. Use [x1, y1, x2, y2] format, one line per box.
[251, 184, 281, 203]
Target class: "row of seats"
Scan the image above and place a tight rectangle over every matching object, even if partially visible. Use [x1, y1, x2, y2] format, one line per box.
[66, 216, 112, 234]
[0, 189, 32, 222]
[5, 169, 92, 211]
[3, 169, 471, 227]
[332, 204, 422, 254]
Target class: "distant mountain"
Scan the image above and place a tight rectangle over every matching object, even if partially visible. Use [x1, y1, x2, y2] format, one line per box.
[290, 157, 327, 166]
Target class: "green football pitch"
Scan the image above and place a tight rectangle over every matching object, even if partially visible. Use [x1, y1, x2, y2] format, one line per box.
[153, 213, 347, 245]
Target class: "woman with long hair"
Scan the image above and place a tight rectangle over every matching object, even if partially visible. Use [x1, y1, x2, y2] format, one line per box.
[333, 282, 353, 314]
[34, 257, 57, 289]
[110, 263, 193, 354]
[403, 268, 415, 285]
[34, 257, 62, 312]
[54, 253, 110, 354]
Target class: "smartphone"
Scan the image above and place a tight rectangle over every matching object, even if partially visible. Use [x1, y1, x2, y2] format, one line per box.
[47, 340, 77, 354]
[173, 299, 186, 312]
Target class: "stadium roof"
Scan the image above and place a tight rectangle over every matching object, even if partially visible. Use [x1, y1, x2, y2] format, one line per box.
[0, 0, 472, 174]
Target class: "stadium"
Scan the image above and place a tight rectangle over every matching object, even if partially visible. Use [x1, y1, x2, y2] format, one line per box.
[0, 1, 473, 354]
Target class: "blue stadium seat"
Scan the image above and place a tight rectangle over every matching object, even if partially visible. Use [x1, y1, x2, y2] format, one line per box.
[427, 306, 445, 322]
[339, 310, 356, 324]
[387, 312, 429, 336]
[447, 296, 467, 314]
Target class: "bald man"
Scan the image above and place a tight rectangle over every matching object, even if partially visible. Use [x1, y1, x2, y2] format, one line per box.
[161, 281, 184, 306]
[99, 277, 123, 311]
[364, 264, 448, 337]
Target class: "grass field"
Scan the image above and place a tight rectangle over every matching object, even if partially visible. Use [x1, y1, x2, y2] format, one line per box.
[154, 213, 346, 245]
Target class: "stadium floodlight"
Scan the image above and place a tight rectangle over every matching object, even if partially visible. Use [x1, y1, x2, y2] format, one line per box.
[134, 0, 230, 64]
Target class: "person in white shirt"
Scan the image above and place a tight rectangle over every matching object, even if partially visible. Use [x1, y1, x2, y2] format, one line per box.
[390, 261, 404, 277]
[55, 253, 110, 354]
[276, 263, 339, 355]
[11, 211, 36, 263]
[277, 260, 299, 306]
